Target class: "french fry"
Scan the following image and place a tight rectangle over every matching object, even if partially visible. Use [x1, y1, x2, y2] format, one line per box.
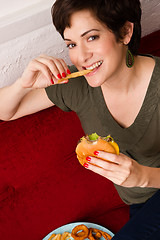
[61, 232, 72, 240]
[47, 226, 112, 240]
[58, 69, 92, 83]
[48, 233, 56, 240]
[48, 232, 72, 240]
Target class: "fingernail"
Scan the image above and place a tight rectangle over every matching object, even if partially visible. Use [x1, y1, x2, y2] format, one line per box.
[83, 163, 89, 168]
[57, 74, 62, 79]
[67, 69, 71, 74]
[86, 156, 91, 162]
[94, 151, 99, 156]
[50, 79, 54, 84]
[62, 72, 66, 78]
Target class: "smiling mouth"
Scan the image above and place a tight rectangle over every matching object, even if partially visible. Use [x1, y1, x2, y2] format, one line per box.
[85, 60, 103, 70]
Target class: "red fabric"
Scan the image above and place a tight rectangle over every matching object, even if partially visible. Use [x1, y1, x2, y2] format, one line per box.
[139, 30, 160, 57]
[0, 29, 160, 240]
[0, 107, 129, 239]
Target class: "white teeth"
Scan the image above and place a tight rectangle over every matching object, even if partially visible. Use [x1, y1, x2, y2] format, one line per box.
[86, 60, 103, 70]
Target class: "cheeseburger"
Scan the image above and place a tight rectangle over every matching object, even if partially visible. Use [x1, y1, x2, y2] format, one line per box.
[76, 133, 119, 166]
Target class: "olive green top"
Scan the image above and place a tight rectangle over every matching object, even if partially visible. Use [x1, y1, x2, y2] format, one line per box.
[45, 55, 160, 205]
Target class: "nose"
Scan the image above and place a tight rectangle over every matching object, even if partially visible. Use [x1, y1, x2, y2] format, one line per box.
[77, 44, 92, 64]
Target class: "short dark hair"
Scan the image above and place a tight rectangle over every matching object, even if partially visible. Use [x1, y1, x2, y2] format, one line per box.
[51, 0, 142, 55]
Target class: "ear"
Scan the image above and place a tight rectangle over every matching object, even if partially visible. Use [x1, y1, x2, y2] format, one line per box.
[122, 21, 134, 45]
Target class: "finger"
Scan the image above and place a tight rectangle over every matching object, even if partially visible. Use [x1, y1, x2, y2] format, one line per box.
[40, 55, 69, 73]
[86, 163, 124, 184]
[88, 156, 121, 172]
[37, 55, 69, 80]
[36, 56, 65, 80]
[36, 55, 70, 84]
[58, 58, 70, 73]
[93, 151, 121, 165]
[51, 58, 71, 84]
[29, 59, 52, 82]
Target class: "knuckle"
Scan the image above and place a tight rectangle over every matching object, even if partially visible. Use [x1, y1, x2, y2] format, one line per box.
[39, 54, 45, 57]
[30, 59, 36, 64]
[58, 58, 64, 62]
[114, 154, 119, 162]
[48, 59, 55, 65]
[111, 154, 119, 164]
[41, 64, 49, 71]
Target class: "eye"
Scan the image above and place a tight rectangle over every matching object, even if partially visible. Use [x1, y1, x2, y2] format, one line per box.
[88, 35, 99, 41]
[66, 43, 76, 49]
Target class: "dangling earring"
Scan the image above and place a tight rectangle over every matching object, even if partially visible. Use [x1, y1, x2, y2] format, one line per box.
[126, 48, 134, 68]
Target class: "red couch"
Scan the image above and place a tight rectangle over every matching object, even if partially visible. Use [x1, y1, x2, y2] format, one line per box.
[0, 30, 160, 240]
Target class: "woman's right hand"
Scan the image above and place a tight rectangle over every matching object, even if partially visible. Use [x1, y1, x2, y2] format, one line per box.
[19, 54, 71, 89]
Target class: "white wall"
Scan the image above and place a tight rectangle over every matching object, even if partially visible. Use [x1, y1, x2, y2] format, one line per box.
[0, 0, 43, 18]
[0, 0, 72, 87]
[0, 0, 55, 44]
[141, 0, 160, 36]
[0, 0, 160, 87]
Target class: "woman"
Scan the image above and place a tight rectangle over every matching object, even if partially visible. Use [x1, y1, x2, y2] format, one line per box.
[0, 0, 160, 239]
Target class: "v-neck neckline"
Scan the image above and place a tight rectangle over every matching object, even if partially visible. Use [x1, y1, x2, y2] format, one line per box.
[93, 55, 160, 150]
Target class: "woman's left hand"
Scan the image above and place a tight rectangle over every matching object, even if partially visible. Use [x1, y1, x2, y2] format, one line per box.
[85, 151, 148, 188]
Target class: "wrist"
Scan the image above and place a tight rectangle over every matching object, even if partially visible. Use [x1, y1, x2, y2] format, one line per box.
[16, 78, 32, 93]
[139, 165, 150, 187]
[140, 166, 160, 188]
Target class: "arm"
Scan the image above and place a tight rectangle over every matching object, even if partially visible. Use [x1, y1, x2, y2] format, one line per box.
[0, 55, 69, 121]
[143, 166, 160, 188]
[84, 151, 160, 188]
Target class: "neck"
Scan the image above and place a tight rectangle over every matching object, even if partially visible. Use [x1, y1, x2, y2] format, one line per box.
[102, 56, 139, 94]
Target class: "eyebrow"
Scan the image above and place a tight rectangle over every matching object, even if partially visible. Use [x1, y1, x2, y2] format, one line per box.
[64, 29, 100, 41]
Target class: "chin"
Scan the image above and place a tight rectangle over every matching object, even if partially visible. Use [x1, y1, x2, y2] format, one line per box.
[86, 77, 103, 88]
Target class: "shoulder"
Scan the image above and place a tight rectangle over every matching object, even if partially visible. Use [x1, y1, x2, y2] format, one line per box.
[153, 56, 160, 98]
[139, 54, 160, 88]
[142, 54, 160, 75]
[151, 55, 160, 87]
[145, 55, 160, 102]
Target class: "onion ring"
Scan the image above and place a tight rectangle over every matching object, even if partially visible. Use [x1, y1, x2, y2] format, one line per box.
[101, 231, 112, 240]
[71, 224, 89, 240]
[89, 228, 102, 239]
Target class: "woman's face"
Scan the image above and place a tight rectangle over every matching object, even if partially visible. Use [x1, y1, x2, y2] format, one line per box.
[64, 10, 127, 87]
